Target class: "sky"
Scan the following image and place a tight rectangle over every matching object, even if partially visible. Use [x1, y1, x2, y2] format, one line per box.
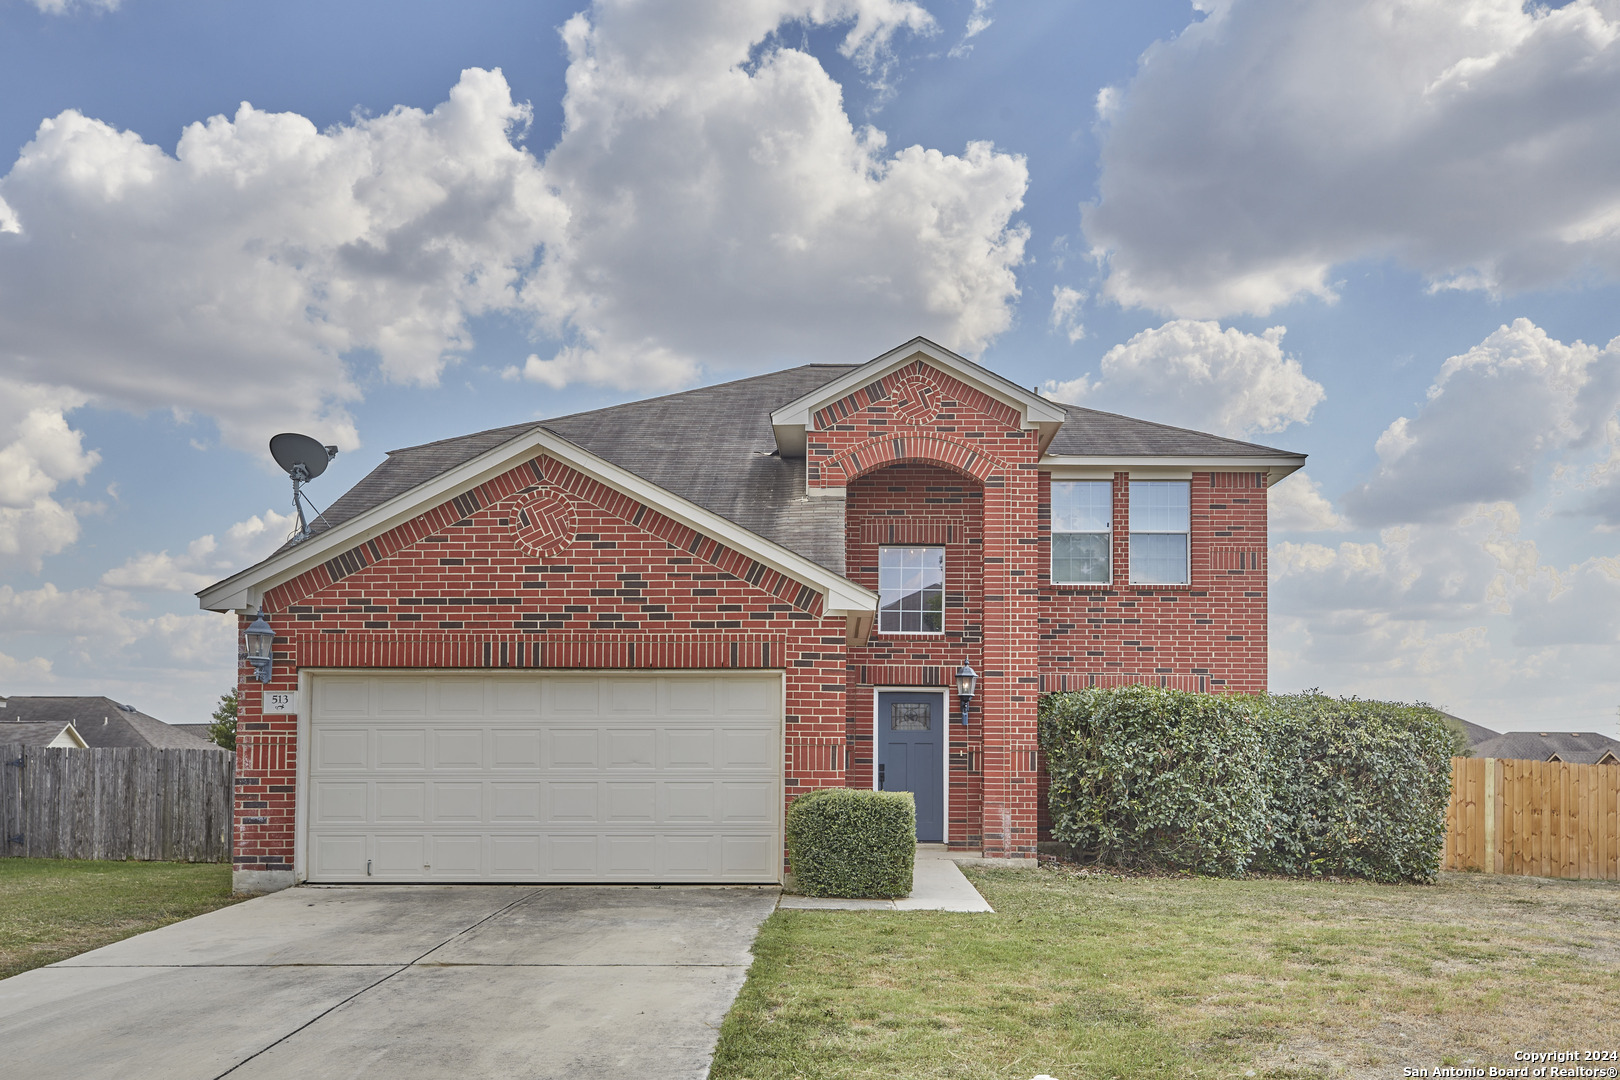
[1, 0, 1617, 740]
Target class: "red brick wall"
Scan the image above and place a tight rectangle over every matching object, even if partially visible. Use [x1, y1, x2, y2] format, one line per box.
[1037, 470, 1269, 695]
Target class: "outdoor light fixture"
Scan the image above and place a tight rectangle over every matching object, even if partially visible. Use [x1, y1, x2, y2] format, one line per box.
[955, 659, 977, 725]
[243, 611, 277, 683]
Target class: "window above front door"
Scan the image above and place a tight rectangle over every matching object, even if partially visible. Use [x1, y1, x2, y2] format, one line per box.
[878, 546, 944, 634]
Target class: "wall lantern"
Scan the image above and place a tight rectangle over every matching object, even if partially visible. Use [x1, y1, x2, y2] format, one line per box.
[955, 659, 977, 725]
[243, 611, 277, 683]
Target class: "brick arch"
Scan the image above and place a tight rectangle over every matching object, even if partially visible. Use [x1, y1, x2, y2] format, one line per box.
[822, 432, 1007, 486]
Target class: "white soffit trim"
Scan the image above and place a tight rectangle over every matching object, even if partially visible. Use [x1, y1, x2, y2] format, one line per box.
[198, 428, 877, 617]
[770, 337, 1066, 450]
[1041, 454, 1306, 486]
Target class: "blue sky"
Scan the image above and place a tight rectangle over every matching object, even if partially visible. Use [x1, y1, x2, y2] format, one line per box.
[1, 0, 1617, 739]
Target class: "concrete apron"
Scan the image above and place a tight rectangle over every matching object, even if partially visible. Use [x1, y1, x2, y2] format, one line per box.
[0, 884, 780, 1080]
[777, 845, 999, 911]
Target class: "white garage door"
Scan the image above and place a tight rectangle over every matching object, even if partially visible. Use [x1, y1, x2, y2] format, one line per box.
[304, 673, 782, 883]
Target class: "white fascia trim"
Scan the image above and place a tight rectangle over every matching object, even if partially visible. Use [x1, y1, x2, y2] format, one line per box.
[198, 427, 877, 617]
[770, 338, 1067, 432]
[1041, 454, 1306, 485]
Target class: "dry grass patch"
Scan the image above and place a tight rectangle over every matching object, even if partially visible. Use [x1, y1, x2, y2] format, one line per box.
[711, 867, 1620, 1080]
[0, 858, 241, 979]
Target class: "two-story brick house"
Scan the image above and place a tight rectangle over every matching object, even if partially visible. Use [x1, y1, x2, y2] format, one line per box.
[201, 338, 1304, 893]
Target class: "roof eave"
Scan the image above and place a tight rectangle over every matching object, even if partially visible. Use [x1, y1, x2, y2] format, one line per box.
[1040, 453, 1307, 486]
[198, 427, 877, 617]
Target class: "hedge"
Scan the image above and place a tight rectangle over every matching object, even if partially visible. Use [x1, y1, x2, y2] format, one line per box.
[786, 788, 915, 898]
[1038, 687, 1460, 883]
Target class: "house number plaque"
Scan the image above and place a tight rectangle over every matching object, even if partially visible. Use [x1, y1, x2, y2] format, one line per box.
[262, 691, 298, 714]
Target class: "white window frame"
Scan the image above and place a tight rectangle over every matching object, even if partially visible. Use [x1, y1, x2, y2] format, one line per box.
[1050, 479, 1113, 586]
[876, 545, 946, 635]
[1128, 480, 1191, 586]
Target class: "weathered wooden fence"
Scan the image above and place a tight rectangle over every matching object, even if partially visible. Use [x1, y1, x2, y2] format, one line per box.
[1445, 756, 1620, 880]
[0, 744, 233, 863]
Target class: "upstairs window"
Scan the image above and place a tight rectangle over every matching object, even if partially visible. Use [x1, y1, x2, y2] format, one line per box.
[878, 546, 944, 633]
[1051, 480, 1112, 584]
[1129, 480, 1190, 585]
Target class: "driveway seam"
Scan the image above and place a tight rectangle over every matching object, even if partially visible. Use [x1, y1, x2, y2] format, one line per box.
[211, 888, 544, 1079]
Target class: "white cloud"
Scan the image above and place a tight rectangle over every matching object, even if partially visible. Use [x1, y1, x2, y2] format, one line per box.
[0, 379, 100, 572]
[1045, 319, 1323, 438]
[1268, 471, 1346, 532]
[1048, 286, 1086, 343]
[0, 68, 559, 453]
[949, 0, 995, 57]
[101, 508, 298, 592]
[28, 0, 120, 13]
[1344, 319, 1620, 527]
[1085, 0, 1620, 317]
[0, 650, 52, 681]
[519, 0, 1027, 388]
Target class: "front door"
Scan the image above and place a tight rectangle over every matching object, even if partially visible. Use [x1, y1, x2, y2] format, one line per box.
[877, 691, 944, 843]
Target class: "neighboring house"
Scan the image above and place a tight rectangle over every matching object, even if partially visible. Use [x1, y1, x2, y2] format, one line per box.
[1439, 710, 1501, 751]
[171, 723, 218, 744]
[199, 337, 1306, 894]
[1473, 731, 1620, 766]
[0, 721, 89, 748]
[0, 697, 221, 750]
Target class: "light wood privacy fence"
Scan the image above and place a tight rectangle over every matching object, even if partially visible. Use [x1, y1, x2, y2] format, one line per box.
[1445, 757, 1620, 880]
[0, 744, 233, 863]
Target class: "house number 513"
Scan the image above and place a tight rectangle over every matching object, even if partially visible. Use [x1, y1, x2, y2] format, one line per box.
[263, 691, 297, 714]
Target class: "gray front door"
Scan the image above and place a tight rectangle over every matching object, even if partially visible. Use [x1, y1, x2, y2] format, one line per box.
[877, 691, 944, 843]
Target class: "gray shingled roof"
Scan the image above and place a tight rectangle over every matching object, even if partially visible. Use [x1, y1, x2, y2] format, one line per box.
[1473, 731, 1620, 765]
[0, 722, 84, 748]
[232, 361, 1304, 586]
[0, 698, 221, 750]
[1046, 403, 1305, 458]
[1437, 710, 1500, 750]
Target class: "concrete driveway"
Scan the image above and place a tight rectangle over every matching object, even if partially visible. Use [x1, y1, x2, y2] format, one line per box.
[0, 884, 780, 1080]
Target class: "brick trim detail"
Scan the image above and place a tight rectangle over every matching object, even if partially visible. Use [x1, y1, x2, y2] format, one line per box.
[822, 432, 1009, 487]
[288, 633, 789, 670]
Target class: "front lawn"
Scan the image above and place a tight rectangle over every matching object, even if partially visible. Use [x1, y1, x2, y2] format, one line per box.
[712, 866, 1620, 1079]
[0, 859, 241, 980]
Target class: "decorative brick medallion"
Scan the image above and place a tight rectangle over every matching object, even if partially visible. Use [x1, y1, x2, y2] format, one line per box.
[510, 489, 577, 557]
[888, 371, 943, 425]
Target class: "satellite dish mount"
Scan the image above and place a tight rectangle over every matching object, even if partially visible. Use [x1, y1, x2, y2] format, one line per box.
[269, 433, 339, 544]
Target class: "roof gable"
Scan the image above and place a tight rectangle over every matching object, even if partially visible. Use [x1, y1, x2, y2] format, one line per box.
[769, 338, 1067, 456]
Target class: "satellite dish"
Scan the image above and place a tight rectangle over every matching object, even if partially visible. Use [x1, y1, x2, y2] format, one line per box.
[269, 433, 339, 544]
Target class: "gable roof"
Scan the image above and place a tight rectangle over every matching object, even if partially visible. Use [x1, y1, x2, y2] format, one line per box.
[1473, 730, 1620, 765]
[768, 337, 1068, 456]
[1436, 710, 1501, 750]
[0, 721, 88, 749]
[199, 342, 1308, 614]
[0, 698, 220, 750]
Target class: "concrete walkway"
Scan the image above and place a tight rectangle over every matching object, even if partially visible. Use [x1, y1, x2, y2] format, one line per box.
[0, 884, 779, 1080]
[778, 845, 996, 911]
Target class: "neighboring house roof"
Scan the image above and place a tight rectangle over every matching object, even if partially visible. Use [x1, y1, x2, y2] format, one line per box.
[1473, 731, 1620, 765]
[198, 342, 1306, 612]
[0, 721, 88, 749]
[1437, 710, 1501, 750]
[171, 723, 217, 744]
[0, 698, 222, 750]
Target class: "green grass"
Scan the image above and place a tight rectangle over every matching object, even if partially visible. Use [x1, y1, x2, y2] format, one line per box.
[711, 867, 1620, 1079]
[0, 859, 242, 980]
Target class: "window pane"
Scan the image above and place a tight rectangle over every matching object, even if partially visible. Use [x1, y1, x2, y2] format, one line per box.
[891, 703, 931, 731]
[1053, 533, 1109, 584]
[1130, 533, 1188, 584]
[877, 546, 945, 633]
[1129, 481, 1190, 532]
[1052, 480, 1112, 533]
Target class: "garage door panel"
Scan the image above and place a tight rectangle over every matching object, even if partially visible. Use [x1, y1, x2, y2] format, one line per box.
[375, 729, 427, 770]
[315, 730, 368, 770]
[432, 729, 483, 769]
[375, 783, 426, 823]
[491, 782, 541, 821]
[307, 674, 780, 883]
[549, 729, 599, 768]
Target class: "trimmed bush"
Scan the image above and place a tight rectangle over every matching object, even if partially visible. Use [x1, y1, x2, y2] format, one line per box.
[1038, 687, 1459, 883]
[786, 788, 915, 898]
[1251, 694, 1459, 883]
[1039, 686, 1269, 876]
